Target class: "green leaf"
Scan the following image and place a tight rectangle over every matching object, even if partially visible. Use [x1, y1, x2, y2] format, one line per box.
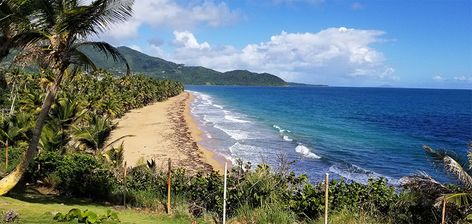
[84, 211, 98, 223]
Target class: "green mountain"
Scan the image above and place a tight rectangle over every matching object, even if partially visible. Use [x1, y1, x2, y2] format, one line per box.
[82, 46, 287, 86]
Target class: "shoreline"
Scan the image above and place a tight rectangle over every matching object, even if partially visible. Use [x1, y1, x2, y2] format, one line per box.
[106, 92, 224, 173]
[184, 93, 226, 173]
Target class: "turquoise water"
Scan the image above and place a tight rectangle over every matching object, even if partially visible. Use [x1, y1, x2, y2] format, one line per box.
[186, 86, 472, 184]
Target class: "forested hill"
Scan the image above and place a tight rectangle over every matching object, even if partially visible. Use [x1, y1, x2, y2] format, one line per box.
[82, 46, 287, 86]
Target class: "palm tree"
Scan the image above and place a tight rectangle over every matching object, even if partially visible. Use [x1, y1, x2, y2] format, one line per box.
[73, 114, 114, 152]
[422, 145, 472, 206]
[39, 123, 69, 152]
[402, 143, 472, 222]
[0, 0, 133, 195]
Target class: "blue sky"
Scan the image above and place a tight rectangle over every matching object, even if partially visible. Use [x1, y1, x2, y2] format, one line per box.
[98, 0, 472, 89]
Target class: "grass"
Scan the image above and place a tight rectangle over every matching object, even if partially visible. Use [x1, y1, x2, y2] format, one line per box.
[0, 193, 207, 224]
[313, 209, 387, 224]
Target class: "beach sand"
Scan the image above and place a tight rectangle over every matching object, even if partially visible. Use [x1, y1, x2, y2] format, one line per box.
[106, 92, 224, 173]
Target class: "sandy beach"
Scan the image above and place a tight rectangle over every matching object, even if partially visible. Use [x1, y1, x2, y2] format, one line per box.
[106, 92, 224, 173]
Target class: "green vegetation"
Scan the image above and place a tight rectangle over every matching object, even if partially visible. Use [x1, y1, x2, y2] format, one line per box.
[53, 208, 120, 223]
[82, 46, 287, 86]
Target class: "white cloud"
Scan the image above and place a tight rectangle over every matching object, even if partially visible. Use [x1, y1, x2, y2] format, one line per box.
[166, 27, 396, 84]
[98, 0, 241, 44]
[173, 31, 210, 50]
[433, 75, 444, 81]
[128, 44, 142, 52]
[453, 76, 472, 82]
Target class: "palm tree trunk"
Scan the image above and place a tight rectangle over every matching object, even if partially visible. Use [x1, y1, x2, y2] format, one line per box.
[0, 69, 64, 195]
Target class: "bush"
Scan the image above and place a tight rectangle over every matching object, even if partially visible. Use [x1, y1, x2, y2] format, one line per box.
[0, 146, 24, 175]
[26, 151, 118, 200]
[55, 153, 117, 199]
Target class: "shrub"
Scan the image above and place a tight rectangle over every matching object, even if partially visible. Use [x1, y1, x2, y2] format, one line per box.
[0, 146, 24, 175]
[55, 153, 117, 199]
[26, 151, 118, 200]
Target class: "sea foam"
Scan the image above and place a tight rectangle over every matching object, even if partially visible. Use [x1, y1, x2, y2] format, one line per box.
[329, 164, 399, 186]
[224, 115, 250, 123]
[283, 135, 293, 141]
[214, 124, 250, 140]
[295, 144, 321, 159]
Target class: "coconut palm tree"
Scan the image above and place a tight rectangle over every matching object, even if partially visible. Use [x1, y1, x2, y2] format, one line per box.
[0, 0, 133, 195]
[73, 114, 114, 152]
[402, 143, 472, 222]
[422, 145, 472, 206]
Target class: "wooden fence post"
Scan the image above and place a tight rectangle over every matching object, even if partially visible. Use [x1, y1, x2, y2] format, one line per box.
[167, 158, 171, 214]
[325, 173, 329, 224]
[223, 162, 228, 224]
[441, 198, 446, 224]
[123, 161, 127, 207]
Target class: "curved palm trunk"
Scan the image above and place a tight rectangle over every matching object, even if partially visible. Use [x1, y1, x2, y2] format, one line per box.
[0, 70, 64, 195]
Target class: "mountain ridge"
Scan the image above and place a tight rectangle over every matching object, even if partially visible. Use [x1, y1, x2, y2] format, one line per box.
[82, 46, 287, 86]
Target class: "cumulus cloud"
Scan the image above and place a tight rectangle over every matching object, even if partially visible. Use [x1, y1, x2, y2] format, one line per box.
[433, 75, 444, 81]
[97, 0, 241, 44]
[166, 27, 396, 84]
[173, 31, 210, 50]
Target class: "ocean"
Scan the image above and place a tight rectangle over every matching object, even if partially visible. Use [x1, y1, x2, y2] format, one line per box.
[186, 86, 472, 185]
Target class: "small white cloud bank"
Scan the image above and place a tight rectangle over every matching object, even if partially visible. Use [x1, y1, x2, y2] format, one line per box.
[97, 0, 241, 44]
[453, 76, 472, 82]
[166, 27, 397, 85]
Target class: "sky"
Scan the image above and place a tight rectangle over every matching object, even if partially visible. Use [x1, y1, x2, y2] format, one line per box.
[94, 0, 472, 89]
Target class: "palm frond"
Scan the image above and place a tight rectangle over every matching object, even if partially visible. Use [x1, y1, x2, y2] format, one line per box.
[70, 48, 98, 72]
[11, 31, 46, 50]
[423, 145, 472, 188]
[58, 0, 133, 36]
[435, 192, 472, 207]
[101, 134, 134, 151]
[74, 41, 130, 74]
[443, 155, 472, 188]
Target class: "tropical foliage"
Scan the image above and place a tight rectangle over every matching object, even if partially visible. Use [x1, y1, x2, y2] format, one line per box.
[0, 0, 136, 195]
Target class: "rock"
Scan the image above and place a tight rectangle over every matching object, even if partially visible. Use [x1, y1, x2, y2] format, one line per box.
[4, 210, 18, 222]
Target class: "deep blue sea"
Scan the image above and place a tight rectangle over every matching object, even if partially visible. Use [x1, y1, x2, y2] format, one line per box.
[186, 86, 472, 184]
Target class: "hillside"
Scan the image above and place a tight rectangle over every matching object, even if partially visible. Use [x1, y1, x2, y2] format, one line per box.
[81, 46, 287, 86]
